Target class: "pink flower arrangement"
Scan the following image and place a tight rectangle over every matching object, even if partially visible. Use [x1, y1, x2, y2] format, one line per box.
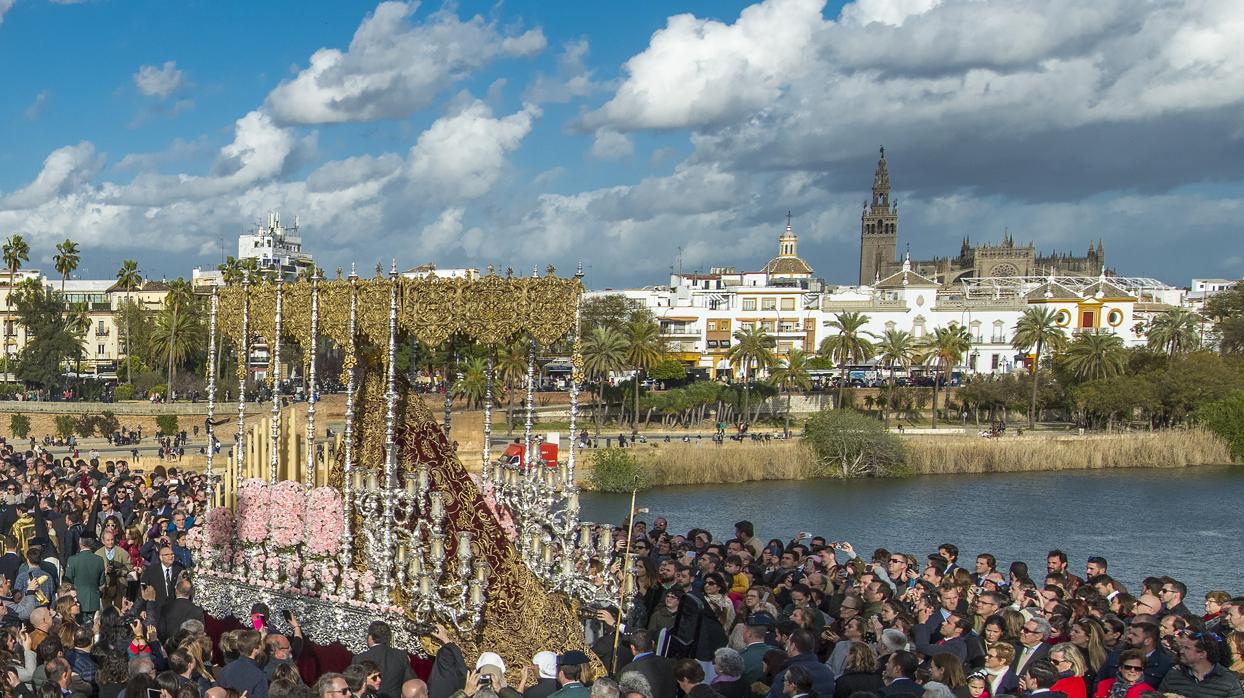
[482, 490, 518, 541]
[304, 487, 344, 557]
[268, 480, 307, 549]
[236, 479, 271, 544]
[204, 507, 236, 547]
[184, 525, 206, 553]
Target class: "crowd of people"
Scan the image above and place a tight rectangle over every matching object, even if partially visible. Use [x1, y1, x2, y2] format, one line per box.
[1, 434, 1241, 698]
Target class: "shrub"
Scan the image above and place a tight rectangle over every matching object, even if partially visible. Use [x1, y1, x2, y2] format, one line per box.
[589, 448, 653, 492]
[149, 384, 167, 398]
[1194, 391, 1244, 462]
[113, 384, 135, 401]
[54, 415, 76, 440]
[74, 414, 96, 438]
[10, 414, 30, 439]
[97, 411, 120, 436]
[0, 383, 22, 399]
[156, 413, 179, 437]
[804, 409, 906, 478]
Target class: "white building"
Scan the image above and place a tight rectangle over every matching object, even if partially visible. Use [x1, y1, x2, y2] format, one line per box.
[589, 223, 1185, 379]
[1186, 278, 1241, 311]
[237, 212, 314, 279]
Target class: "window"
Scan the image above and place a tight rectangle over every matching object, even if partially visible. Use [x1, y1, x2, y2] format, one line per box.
[781, 297, 796, 311]
[706, 321, 717, 332]
[742, 298, 757, 311]
[707, 340, 719, 348]
[760, 321, 775, 332]
[762, 298, 777, 311]
[740, 321, 755, 331]
[97, 344, 106, 356]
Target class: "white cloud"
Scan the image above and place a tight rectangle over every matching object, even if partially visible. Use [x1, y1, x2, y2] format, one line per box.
[134, 61, 186, 98]
[406, 99, 540, 202]
[1, 142, 104, 210]
[524, 39, 603, 104]
[590, 130, 633, 160]
[265, 1, 546, 124]
[23, 90, 50, 120]
[0, 0, 13, 26]
[581, 0, 825, 131]
[115, 137, 211, 173]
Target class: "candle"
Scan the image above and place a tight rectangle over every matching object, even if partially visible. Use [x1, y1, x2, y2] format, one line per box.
[474, 561, 490, 583]
[397, 544, 407, 563]
[417, 464, 430, 494]
[597, 529, 612, 555]
[579, 524, 593, 553]
[566, 491, 580, 515]
[405, 478, 417, 498]
[430, 534, 444, 561]
[352, 470, 364, 490]
[542, 539, 554, 567]
[408, 556, 423, 577]
[418, 574, 432, 596]
[456, 532, 473, 560]
[469, 580, 484, 606]
[561, 557, 575, 576]
[429, 492, 444, 523]
[366, 470, 378, 491]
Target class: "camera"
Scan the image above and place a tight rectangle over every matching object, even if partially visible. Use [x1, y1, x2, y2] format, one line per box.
[478, 675, 493, 687]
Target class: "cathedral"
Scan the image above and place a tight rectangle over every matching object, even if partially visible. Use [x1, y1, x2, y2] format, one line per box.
[858, 147, 1105, 286]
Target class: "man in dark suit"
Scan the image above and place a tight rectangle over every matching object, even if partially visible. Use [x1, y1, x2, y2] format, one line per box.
[155, 577, 204, 645]
[1018, 660, 1068, 698]
[914, 609, 971, 664]
[219, 629, 268, 698]
[880, 651, 923, 698]
[0, 536, 21, 587]
[353, 620, 414, 698]
[1013, 617, 1052, 677]
[765, 630, 834, 698]
[139, 544, 186, 603]
[63, 532, 104, 623]
[1096, 621, 1172, 690]
[619, 629, 675, 698]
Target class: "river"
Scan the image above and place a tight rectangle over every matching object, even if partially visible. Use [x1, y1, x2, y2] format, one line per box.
[581, 465, 1243, 601]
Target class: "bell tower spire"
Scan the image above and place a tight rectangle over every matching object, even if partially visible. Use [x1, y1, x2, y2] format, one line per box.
[859, 145, 899, 285]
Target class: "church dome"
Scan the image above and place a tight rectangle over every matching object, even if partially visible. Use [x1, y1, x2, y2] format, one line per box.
[765, 255, 814, 276]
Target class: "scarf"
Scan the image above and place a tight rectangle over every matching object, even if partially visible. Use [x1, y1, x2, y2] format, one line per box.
[1108, 676, 1135, 698]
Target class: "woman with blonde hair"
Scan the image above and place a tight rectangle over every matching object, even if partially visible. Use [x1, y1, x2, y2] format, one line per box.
[1069, 618, 1108, 675]
[929, 653, 969, 698]
[1049, 643, 1088, 698]
[833, 642, 883, 698]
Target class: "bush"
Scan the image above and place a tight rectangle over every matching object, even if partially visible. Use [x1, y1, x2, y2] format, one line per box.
[74, 414, 96, 438]
[649, 359, 687, 382]
[10, 414, 30, 439]
[1194, 391, 1244, 462]
[0, 383, 22, 399]
[156, 413, 179, 437]
[97, 411, 120, 436]
[149, 384, 167, 398]
[113, 384, 135, 401]
[589, 448, 653, 492]
[804, 409, 907, 478]
[54, 415, 76, 440]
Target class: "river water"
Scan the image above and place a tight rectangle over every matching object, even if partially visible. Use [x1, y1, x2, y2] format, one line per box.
[581, 465, 1244, 601]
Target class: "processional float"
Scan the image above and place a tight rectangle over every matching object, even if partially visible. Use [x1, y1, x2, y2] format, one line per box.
[189, 263, 628, 669]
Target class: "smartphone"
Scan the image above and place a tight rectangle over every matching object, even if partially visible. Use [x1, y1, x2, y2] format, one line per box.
[281, 609, 293, 623]
[125, 580, 141, 601]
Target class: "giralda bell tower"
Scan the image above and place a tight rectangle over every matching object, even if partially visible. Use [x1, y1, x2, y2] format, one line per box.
[859, 146, 899, 285]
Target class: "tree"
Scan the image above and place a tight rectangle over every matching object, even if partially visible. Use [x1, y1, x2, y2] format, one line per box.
[819, 312, 876, 410]
[804, 409, 906, 478]
[11, 281, 84, 389]
[648, 358, 687, 382]
[770, 347, 813, 433]
[1062, 331, 1128, 382]
[923, 323, 972, 429]
[454, 356, 490, 409]
[876, 328, 917, 383]
[3, 234, 29, 311]
[726, 325, 775, 422]
[581, 327, 627, 434]
[1146, 308, 1201, 356]
[1194, 391, 1244, 461]
[495, 341, 529, 435]
[623, 317, 664, 437]
[116, 260, 143, 384]
[1204, 281, 1244, 355]
[52, 239, 80, 294]
[581, 294, 649, 333]
[1011, 307, 1069, 428]
[150, 278, 197, 397]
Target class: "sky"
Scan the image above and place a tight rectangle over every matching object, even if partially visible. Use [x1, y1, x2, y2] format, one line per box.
[1, 0, 1242, 289]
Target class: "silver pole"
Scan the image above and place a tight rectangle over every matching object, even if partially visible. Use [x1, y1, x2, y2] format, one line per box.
[270, 274, 283, 483]
[305, 273, 319, 487]
[482, 352, 494, 485]
[339, 265, 358, 570]
[236, 272, 250, 492]
[206, 287, 218, 498]
[381, 260, 399, 598]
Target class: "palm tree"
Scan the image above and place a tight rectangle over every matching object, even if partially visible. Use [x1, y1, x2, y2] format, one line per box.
[819, 311, 876, 409]
[298, 265, 325, 282]
[53, 239, 80, 294]
[495, 340, 529, 435]
[582, 326, 627, 434]
[1145, 308, 1201, 356]
[218, 256, 243, 285]
[157, 278, 195, 398]
[623, 318, 664, 437]
[876, 328, 917, 383]
[770, 347, 812, 434]
[454, 356, 490, 409]
[1062, 331, 1128, 381]
[1011, 307, 1069, 428]
[726, 325, 775, 422]
[3, 234, 30, 308]
[116, 260, 143, 384]
[923, 323, 972, 429]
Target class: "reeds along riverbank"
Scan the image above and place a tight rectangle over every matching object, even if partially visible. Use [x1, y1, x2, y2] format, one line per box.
[605, 429, 1233, 487]
[903, 428, 1232, 475]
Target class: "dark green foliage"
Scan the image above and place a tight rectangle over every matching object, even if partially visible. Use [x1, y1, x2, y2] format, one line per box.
[1194, 391, 1244, 462]
[54, 415, 75, 440]
[804, 409, 906, 478]
[156, 413, 179, 436]
[589, 448, 652, 492]
[9, 414, 30, 439]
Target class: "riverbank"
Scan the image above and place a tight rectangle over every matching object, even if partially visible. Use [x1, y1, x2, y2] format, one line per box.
[585, 428, 1234, 488]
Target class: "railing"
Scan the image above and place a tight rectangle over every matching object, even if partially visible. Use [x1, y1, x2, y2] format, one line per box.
[821, 299, 907, 311]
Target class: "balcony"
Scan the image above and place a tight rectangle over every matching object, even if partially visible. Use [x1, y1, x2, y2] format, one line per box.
[95, 328, 111, 337]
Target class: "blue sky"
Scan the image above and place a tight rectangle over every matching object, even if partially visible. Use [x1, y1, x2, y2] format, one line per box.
[1, 0, 1241, 287]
